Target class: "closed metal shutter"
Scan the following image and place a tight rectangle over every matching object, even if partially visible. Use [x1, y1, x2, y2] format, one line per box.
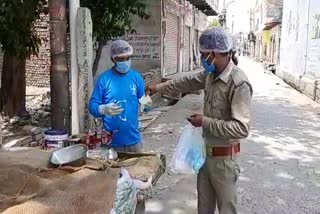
[194, 30, 200, 67]
[183, 26, 190, 72]
[164, 13, 179, 76]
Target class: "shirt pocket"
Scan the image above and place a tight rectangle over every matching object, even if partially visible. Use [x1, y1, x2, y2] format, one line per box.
[211, 93, 229, 118]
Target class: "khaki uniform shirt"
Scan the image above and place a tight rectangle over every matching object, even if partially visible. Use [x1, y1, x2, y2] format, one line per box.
[157, 61, 253, 147]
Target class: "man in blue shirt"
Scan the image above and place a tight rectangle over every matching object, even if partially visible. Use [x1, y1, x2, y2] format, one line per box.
[89, 40, 145, 152]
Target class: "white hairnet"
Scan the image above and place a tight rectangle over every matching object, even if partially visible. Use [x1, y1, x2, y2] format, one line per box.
[199, 27, 233, 53]
[110, 40, 133, 58]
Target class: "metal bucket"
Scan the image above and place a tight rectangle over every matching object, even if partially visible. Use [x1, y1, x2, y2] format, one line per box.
[44, 129, 68, 151]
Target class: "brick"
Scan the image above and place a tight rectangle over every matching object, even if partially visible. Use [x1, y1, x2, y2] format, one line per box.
[22, 125, 42, 135]
[29, 141, 39, 147]
[33, 133, 44, 142]
[25, 13, 51, 88]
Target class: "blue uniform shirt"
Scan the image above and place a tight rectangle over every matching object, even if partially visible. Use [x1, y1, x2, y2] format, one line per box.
[89, 68, 145, 147]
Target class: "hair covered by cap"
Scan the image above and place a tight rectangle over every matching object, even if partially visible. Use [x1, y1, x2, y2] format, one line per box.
[199, 27, 233, 53]
[110, 40, 133, 58]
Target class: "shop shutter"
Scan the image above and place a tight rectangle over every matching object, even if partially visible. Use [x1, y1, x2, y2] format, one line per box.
[183, 26, 191, 72]
[194, 30, 200, 67]
[164, 13, 179, 76]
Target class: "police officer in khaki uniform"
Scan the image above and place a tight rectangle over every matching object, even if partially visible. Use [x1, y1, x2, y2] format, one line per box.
[149, 27, 252, 214]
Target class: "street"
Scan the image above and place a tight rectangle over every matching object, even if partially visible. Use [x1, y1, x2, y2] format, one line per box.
[3, 0, 320, 213]
[143, 57, 320, 214]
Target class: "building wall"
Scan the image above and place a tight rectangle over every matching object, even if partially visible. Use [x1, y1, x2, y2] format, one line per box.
[193, 7, 207, 68]
[278, 0, 320, 79]
[183, 1, 193, 72]
[305, 0, 320, 78]
[2, 2, 162, 89]
[25, 13, 51, 87]
[253, 0, 263, 59]
[279, 0, 308, 76]
[253, 0, 283, 62]
[262, 25, 281, 63]
[162, 0, 208, 76]
[0, 0, 209, 89]
[162, 0, 182, 76]
[96, 0, 162, 86]
[269, 24, 281, 64]
[277, 0, 320, 102]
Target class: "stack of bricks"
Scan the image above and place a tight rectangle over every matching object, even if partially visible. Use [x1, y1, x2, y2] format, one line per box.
[25, 13, 51, 88]
[142, 68, 162, 86]
[142, 67, 162, 100]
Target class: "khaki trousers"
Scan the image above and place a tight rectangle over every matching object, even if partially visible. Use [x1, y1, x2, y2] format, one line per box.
[197, 157, 240, 214]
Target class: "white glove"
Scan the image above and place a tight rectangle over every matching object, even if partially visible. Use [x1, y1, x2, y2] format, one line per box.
[139, 95, 152, 107]
[98, 103, 123, 116]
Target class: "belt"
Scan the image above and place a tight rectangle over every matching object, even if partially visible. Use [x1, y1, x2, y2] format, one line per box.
[209, 143, 240, 157]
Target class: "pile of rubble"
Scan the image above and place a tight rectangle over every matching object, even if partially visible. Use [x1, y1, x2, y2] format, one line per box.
[2, 125, 44, 149]
[26, 89, 51, 127]
[1, 88, 51, 149]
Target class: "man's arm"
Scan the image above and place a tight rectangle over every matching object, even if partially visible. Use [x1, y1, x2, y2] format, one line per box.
[202, 83, 252, 139]
[156, 71, 206, 94]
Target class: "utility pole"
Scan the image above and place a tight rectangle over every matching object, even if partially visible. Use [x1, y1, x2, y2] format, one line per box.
[219, 0, 236, 30]
[69, 0, 80, 135]
[49, 0, 70, 132]
[232, 15, 234, 34]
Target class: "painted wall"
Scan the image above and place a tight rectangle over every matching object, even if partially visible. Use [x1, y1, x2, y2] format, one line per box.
[269, 25, 281, 64]
[96, 0, 161, 79]
[279, 0, 320, 79]
[305, 0, 320, 78]
[279, 0, 308, 76]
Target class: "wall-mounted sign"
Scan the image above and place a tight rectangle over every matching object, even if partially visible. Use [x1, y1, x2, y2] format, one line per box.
[126, 34, 161, 60]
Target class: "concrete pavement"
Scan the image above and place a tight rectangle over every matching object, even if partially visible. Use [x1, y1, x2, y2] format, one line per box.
[143, 57, 320, 214]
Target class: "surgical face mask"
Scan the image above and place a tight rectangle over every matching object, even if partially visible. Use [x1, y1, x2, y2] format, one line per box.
[201, 53, 216, 73]
[116, 59, 131, 74]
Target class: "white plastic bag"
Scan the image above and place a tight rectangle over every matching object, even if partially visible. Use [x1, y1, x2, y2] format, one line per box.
[139, 95, 152, 112]
[172, 124, 206, 174]
[112, 169, 152, 214]
[113, 169, 137, 214]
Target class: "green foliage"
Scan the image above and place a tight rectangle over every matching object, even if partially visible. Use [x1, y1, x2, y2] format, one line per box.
[0, 0, 48, 59]
[81, 0, 150, 44]
[209, 19, 220, 28]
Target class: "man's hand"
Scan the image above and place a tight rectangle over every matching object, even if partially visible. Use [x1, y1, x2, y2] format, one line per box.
[146, 84, 157, 96]
[187, 113, 203, 127]
[98, 103, 123, 116]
